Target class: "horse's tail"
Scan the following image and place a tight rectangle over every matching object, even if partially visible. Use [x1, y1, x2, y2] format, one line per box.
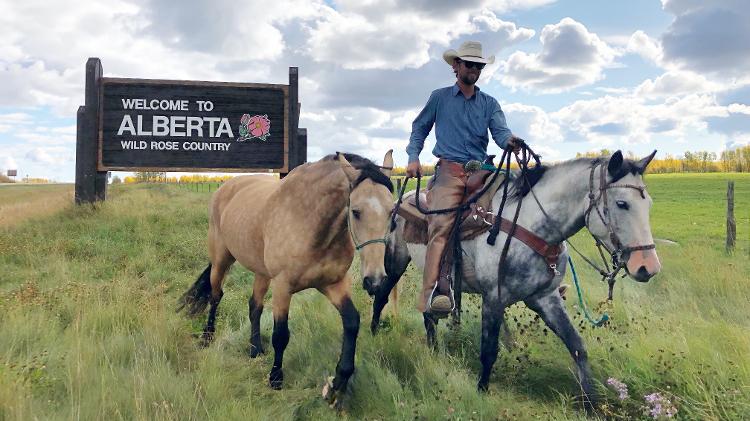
[177, 264, 213, 316]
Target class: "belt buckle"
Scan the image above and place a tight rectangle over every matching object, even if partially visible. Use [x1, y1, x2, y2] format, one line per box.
[464, 160, 482, 173]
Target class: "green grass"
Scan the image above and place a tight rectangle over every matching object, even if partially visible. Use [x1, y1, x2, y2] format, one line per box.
[0, 175, 749, 420]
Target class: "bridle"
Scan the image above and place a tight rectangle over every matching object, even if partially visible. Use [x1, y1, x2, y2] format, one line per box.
[584, 161, 656, 266]
[346, 184, 390, 251]
[526, 158, 655, 300]
[575, 160, 656, 296]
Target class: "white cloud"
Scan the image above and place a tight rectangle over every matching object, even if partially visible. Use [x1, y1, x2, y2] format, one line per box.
[626, 30, 662, 64]
[24, 147, 75, 165]
[306, 7, 535, 70]
[635, 71, 723, 98]
[727, 103, 750, 115]
[550, 92, 731, 147]
[1, 155, 18, 171]
[0, 113, 33, 132]
[661, 0, 750, 77]
[504, 103, 563, 143]
[501, 18, 617, 93]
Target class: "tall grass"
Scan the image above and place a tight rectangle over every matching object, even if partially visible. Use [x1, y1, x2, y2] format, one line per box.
[0, 184, 73, 228]
[0, 175, 748, 420]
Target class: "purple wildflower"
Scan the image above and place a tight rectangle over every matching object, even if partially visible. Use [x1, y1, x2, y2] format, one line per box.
[607, 377, 629, 400]
[644, 392, 678, 419]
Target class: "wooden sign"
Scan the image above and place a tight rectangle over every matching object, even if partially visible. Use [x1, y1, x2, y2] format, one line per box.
[99, 80, 290, 172]
[74, 58, 306, 204]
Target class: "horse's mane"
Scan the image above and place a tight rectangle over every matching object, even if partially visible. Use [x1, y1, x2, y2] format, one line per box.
[323, 153, 394, 192]
[510, 156, 646, 200]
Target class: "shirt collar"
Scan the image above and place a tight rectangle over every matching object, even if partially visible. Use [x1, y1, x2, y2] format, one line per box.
[452, 82, 481, 98]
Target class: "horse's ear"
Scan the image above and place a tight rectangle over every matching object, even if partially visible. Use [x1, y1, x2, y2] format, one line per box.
[337, 152, 360, 183]
[636, 150, 657, 172]
[381, 149, 393, 177]
[608, 150, 624, 176]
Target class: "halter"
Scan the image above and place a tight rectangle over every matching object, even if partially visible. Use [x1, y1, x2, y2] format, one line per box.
[346, 186, 390, 251]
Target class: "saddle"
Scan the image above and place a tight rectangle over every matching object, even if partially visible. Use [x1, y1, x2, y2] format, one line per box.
[396, 160, 564, 273]
[396, 159, 507, 245]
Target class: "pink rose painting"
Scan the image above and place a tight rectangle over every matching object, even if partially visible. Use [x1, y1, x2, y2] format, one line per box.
[237, 114, 271, 141]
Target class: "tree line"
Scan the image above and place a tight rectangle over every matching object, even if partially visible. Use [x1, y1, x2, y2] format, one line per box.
[120, 145, 750, 183]
[574, 146, 750, 173]
[120, 172, 233, 184]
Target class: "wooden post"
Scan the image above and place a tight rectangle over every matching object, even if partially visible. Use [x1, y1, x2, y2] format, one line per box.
[75, 106, 94, 203]
[281, 67, 299, 180]
[727, 180, 736, 254]
[396, 177, 402, 193]
[297, 127, 307, 169]
[75, 58, 107, 204]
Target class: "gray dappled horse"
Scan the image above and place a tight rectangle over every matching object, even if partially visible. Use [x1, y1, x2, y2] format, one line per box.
[178, 151, 394, 408]
[370, 150, 661, 408]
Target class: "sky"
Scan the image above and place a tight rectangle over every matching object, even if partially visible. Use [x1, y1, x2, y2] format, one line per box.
[1, 0, 749, 182]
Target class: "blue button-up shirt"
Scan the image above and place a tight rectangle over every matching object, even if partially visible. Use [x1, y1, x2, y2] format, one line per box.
[407, 83, 512, 163]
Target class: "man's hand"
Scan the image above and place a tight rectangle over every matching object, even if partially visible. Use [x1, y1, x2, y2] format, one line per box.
[506, 135, 522, 154]
[406, 160, 421, 177]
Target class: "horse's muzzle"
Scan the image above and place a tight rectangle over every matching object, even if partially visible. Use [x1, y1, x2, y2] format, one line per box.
[625, 248, 661, 282]
[363, 276, 388, 296]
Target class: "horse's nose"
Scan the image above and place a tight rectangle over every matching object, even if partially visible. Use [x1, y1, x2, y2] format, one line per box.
[635, 266, 652, 282]
[363, 276, 375, 296]
[626, 249, 660, 282]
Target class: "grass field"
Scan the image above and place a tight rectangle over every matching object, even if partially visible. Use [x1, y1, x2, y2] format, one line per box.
[0, 184, 73, 228]
[0, 174, 748, 420]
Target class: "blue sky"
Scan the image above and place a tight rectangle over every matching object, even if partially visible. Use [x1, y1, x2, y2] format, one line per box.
[1, 0, 749, 181]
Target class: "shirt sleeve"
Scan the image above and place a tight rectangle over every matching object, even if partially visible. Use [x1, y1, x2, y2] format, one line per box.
[406, 91, 438, 163]
[489, 98, 512, 150]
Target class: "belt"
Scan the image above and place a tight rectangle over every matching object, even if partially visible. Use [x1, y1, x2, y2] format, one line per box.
[436, 158, 468, 177]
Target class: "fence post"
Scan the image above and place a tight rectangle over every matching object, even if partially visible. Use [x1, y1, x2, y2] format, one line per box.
[726, 180, 735, 254]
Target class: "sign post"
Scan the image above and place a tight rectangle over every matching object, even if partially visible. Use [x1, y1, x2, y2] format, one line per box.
[74, 57, 306, 204]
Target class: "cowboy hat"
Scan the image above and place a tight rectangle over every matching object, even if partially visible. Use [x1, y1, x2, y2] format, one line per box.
[443, 41, 495, 65]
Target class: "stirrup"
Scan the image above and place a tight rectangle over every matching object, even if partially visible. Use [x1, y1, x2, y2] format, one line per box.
[428, 280, 455, 317]
[429, 295, 452, 317]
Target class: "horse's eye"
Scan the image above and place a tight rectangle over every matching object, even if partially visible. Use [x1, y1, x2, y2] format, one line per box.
[616, 200, 629, 210]
[352, 209, 361, 219]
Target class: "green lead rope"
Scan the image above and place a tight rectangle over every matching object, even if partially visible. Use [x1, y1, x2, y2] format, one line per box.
[567, 254, 609, 327]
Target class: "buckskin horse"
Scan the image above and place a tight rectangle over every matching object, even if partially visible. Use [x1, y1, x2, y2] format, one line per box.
[370, 150, 661, 408]
[178, 151, 394, 408]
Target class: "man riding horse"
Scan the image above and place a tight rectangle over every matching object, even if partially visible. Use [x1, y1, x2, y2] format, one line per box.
[406, 40, 522, 318]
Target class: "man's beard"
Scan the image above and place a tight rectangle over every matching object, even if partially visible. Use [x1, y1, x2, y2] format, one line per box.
[460, 72, 478, 86]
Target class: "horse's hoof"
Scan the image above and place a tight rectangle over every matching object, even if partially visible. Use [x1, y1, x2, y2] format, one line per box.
[370, 321, 379, 335]
[321, 376, 344, 410]
[269, 368, 284, 390]
[249, 344, 264, 358]
[576, 395, 598, 414]
[199, 332, 214, 348]
[477, 380, 489, 393]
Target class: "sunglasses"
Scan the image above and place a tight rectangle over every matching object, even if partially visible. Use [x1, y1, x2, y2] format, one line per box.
[458, 60, 485, 70]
